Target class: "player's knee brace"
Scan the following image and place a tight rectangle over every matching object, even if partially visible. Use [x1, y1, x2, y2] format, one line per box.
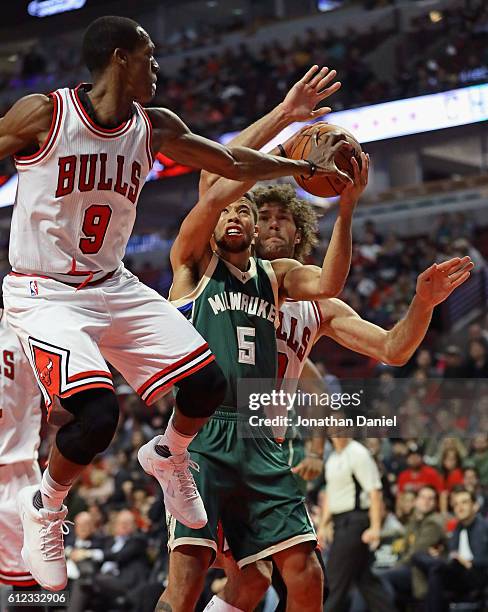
[175, 360, 226, 418]
[56, 388, 119, 465]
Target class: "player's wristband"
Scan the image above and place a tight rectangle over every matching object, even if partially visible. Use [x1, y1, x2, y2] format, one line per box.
[277, 143, 287, 158]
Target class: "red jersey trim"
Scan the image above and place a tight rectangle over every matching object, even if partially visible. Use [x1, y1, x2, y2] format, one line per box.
[0, 578, 37, 587]
[137, 342, 211, 397]
[14, 91, 64, 166]
[46, 381, 114, 415]
[68, 370, 113, 383]
[144, 354, 215, 406]
[135, 102, 154, 169]
[9, 269, 116, 289]
[70, 85, 135, 138]
[312, 301, 323, 328]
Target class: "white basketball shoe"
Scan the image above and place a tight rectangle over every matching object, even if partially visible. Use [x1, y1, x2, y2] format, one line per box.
[17, 485, 70, 591]
[138, 435, 207, 529]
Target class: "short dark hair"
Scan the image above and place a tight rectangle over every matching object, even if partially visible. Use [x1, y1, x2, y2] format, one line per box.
[243, 192, 259, 223]
[82, 16, 145, 74]
[418, 484, 439, 504]
[452, 486, 477, 503]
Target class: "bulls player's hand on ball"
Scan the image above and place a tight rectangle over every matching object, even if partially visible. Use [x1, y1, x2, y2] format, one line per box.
[416, 256, 474, 307]
[307, 133, 354, 183]
[279, 65, 341, 123]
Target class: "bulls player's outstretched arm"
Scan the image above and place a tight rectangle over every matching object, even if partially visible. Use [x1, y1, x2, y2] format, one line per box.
[170, 177, 254, 270]
[198, 65, 342, 196]
[318, 257, 473, 366]
[147, 107, 334, 182]
[0, 94, 53, 159]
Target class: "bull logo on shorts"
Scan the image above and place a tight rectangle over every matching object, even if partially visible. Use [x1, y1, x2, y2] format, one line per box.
[39, 359, 54, 387]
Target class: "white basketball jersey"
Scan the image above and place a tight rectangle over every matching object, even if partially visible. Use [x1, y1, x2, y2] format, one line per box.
[277, 299, 322, 392]
[0, 313, 42, 464]
[9, 85, 153, 283]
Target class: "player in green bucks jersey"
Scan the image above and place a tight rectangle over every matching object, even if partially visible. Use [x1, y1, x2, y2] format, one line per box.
[155, 67, 357, 612]
[196, 76, 473, 612]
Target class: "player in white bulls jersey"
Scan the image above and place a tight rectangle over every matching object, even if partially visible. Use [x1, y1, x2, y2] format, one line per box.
[0, 296, 46, 610]
[198, 123, 473, 611]
[0, 16, 351, 592]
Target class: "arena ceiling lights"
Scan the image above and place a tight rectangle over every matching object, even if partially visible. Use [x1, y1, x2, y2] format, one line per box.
[27, 0, 87, 18]
[221, 83, 488, 148]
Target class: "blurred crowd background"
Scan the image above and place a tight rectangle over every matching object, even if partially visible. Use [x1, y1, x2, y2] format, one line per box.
[0, 1, 486, 139]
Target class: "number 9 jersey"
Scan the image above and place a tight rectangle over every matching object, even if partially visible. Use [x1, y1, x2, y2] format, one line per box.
[9, 84, 153, 283]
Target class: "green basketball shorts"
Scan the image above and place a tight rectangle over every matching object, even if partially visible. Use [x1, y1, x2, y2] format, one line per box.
[168, 410, 316, 568]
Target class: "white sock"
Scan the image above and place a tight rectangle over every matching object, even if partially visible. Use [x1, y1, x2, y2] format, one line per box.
[40, 468, 71, 511]
[159, 415, 195, 456]
[203, 595, 244, 612]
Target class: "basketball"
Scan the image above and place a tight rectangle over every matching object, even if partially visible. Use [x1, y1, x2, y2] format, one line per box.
[287, 123, 363, 197]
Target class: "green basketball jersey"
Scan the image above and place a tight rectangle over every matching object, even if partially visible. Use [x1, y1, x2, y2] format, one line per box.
[172, 253, 279, 408]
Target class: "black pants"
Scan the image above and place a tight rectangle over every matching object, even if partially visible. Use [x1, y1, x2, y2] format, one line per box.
[381, 563, 413, 610]
[325, 511, 397, 612]
[68, 574, 127, 612]
[412, 552, 487, 612]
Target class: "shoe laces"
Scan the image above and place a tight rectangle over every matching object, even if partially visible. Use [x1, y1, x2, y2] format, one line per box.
[39, 515, 73, 561]
[172, 457, 200, 500]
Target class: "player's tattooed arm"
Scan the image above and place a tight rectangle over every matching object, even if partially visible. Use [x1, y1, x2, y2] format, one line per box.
[155, 603, 173, 611]
[147, 107, 314, 182]
[170, 176, 254, 271]
[317, 256, 473, 365]
[199, 65, 341, 196]
[0, 94, 53, 160]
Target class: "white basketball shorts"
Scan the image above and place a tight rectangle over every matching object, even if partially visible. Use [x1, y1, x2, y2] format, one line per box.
[0, 460, 41, 586]
[3, 266, 214, 410]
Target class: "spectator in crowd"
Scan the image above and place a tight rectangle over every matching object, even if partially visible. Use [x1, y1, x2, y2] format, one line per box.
[383, 439, 408, 481]
[451, 238, 486, 270]
[470, 434, 488, 487]
[464, 340, 488, 378]
[414, 348, 439, 378]
[315, 360, 342, 396]
[383, 486, 446, 608]
[396, 490, 416, 526]
[413, 487, 488, 612]
[463, 466, 488, 516]
[440, 345, 465, 378]
[67, 509, 149, 612]
[396, 443, 444, 496]
[439, 447, 464, 514]
[65, 512, 106, 612]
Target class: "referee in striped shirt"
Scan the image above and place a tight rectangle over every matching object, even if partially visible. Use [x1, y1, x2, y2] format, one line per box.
[318, 437, 397, 612]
